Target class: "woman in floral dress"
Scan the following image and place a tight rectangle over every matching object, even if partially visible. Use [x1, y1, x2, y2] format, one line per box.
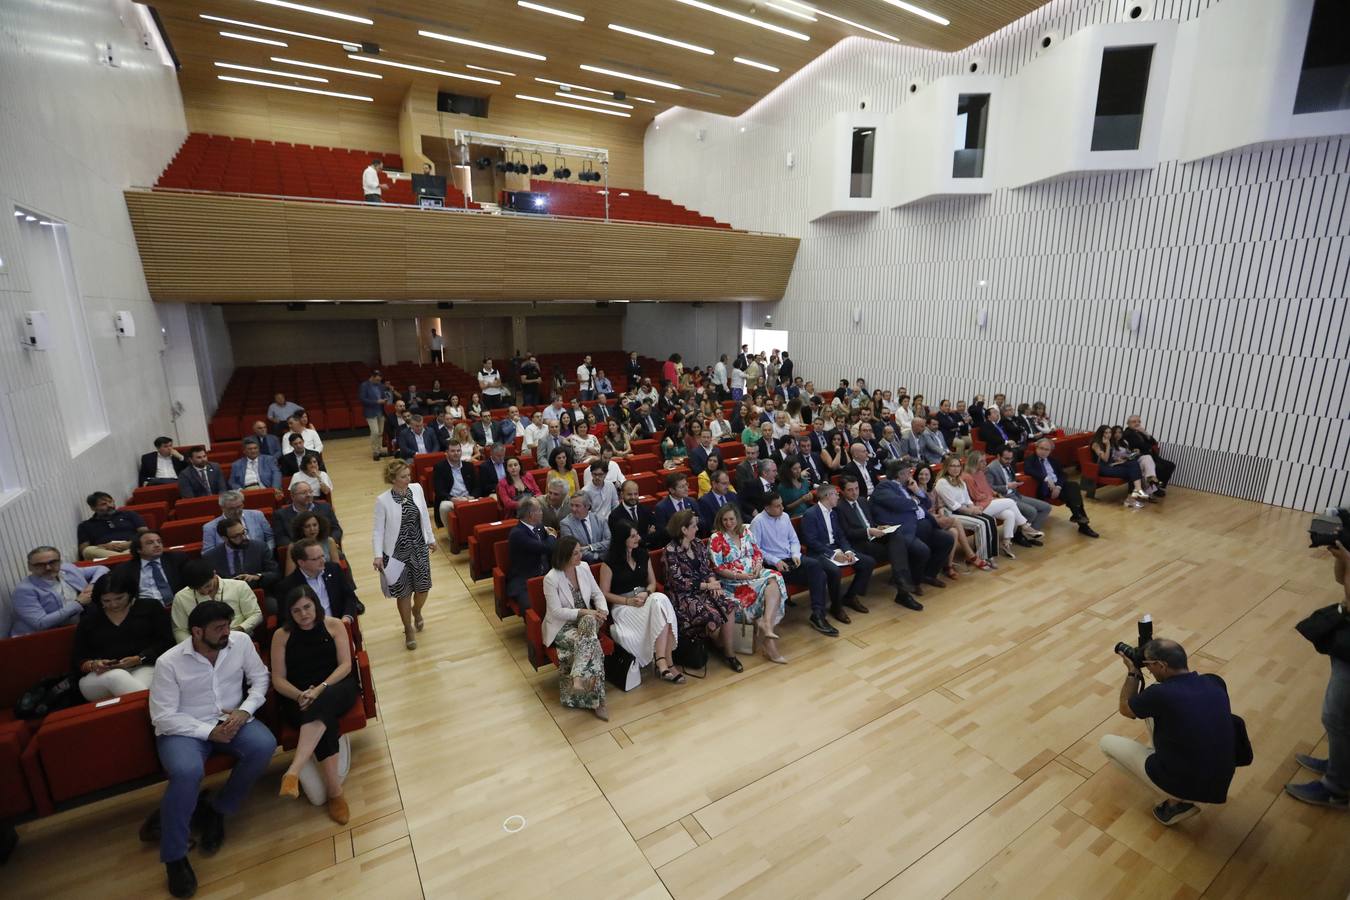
[662, 510, 743, 672]
[708, 503, 787, 664]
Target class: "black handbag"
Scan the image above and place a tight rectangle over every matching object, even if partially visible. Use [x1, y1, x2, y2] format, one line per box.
[15, 674, 82, 720]
[672, 634, 708, 677]
[603, 642, 641, 691]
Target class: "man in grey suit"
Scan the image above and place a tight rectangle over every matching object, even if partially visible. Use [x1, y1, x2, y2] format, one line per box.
[203, 519, 282, 601]
[560, 493, 611, 563]
[987, 446, 1052, 533]
[895, 418, 925, 461]
[918, 417, 953, 466]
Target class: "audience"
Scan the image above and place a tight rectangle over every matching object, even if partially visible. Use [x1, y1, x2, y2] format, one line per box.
[140, 436, 187, 486]
[372, 459, 435, 651]
[396, 414, 442, 460]
[201, 490, 275, 553]
[273, 481, 343, 548]
[228, 437, 283, 495]
[432, 444, 476, 527]
[266, 392, 303, 435]
[987, 446, 1052, 535]
[177, 446, 225, 499]
[934, 456, 1005, 563]
[497, 456, 541, 515]
[870, 458, 955, 592]
[72, 569, 172, 701]
[289, 453, 334, 500]
[205, 519, 281, 598]
[546, 446, 580, 499]
[1123, 415, 1174, 495]
[609, 480, 659, 549]
[282, 513, 342, 575]
[475, 443, 510, 497]
[279, 539, 361, 622]
[837, 476, 921, 608]
[561, 494, 611, 563]
[599, 522, 683, 682]
[506, 497, 557, 616]
[1090, 426, 1150, 507]
[1023, 439, 1100, 538]
[652, 472, 695, 535]
[10, 547, 103, 636]
[77, 491, 147, 560]
[914, 465, 987, 575]
[752, 492, 835, 637]
[542, 536, 609, 720]
[709, 502, 787, 664]
[540, 480, 570, 531]
[118, 531, 189, 608]
[581, 462, 619, 521]
[801, 483, 874, 624]
[279, 434, 314, 479]
[170, 559, 262, 643]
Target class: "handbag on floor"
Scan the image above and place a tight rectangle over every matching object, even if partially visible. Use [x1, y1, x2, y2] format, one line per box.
[672, 634, 707, 677]
[604, 643, 642, 692]
[733, 615, 755, 656]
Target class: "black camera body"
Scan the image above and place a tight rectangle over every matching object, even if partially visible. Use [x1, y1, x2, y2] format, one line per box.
[1114, 615, 1154, 668]
[1309, 507, 1350, 549]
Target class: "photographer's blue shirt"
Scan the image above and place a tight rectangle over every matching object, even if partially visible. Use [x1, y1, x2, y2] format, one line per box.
[1128, 671, 1236, 804]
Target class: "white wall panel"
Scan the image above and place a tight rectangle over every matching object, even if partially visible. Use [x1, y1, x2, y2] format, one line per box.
[641, 0, 1349, 512]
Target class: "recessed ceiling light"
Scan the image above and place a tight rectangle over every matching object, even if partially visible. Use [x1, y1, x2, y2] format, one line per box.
[200, 14, 357, 46]
[632, 96, 656, 103]
[764, 1, 816, 21]
[877, 0, 950, 26]
[347, 55, 502, 84]
[251, 0, 372, 25]
[535, 77, 609, 95]
[555, 92, 633, 109]
[515, 94, 631, 117]
[220, 31, 288, 47]
[517, 1, 585, 21]
[608, 24, 714, 55]
[778, 0, 899, 40]
[215, 61, 328, 82]
[733, 56, 780, 72]
[270, 57, 382, 78]
[218, 74, 374, 101]
[666, 0, 809, 41]
[579, 64, 681, 90]
[466, 64, 517, 77]
[418, 30, 546, 61]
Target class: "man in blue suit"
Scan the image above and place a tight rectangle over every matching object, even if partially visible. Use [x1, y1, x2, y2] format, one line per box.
[1022, 438, 1099, 538]
[652, 473, 696, 536]
[228, 438, 283, 494]
[247, 420, 283, 457]
[201, 490, 274, 552]
[506, 497, 557, 617]
[800, 483, 874, 623]
[396, 414, 443, 460]
[177, 446, 226, 499]
[8, 547, 105, 636]
[869, 458, 954, 591]
[688, 431, 722, 477]
[696, 469, 737, 535]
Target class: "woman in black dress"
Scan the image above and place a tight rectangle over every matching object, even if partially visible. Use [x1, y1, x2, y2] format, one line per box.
[661, 510, 742, 672]
[273, 585, 359, 824]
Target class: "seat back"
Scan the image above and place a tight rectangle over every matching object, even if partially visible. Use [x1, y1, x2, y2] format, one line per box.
[121, 501, 168, 531]
[161, 516, 214, 547]
[0, 626, 78, 709]
[172, 495, 221, 520]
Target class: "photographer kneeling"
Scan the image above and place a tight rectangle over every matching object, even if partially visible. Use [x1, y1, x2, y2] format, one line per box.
[1100, 639, 1236, 826]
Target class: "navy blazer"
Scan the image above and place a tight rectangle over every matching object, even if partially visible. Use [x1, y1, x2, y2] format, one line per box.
[652, 495, 696, 537]
[476, 458, 509, 498]
[228, 454, 283, 490]
[506, 522, 556, 608]
[869, 481, 924, 538]
[695, 490, 735, 534]
[397, 427, 443, 460]
[139, 451, 187, 485]
[177, 463, 225, 498]
[608, 502, 659, 548]
[1022, 455, 1069, 501]
[795, 451, 828, 486]
[277, 562, 360, 620]
[688, 444, 721, 476]
[842, 460, 882, 498]
[801, 504, 852, 555]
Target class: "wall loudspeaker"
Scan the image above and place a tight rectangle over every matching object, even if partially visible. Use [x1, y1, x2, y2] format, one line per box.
[977, 308, 989, 329]
[906, 78, 924, 95]
[1036, 29, 1062, 55]
[852, 306, 862, 325]
[1119, 0, 1155, 21]
[1128, 310, 1142, 333]
[785, 151, 795, 169]
[965, 56, 986, 75]
[22, 310, 51, 350]
[114, 311, 136, 338]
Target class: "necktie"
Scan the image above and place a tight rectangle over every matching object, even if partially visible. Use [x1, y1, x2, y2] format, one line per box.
[716, 494, 725, 508]
[150, 561, 172, 605]
[823, 510, 834, 545]
[580, 519, 591, 543]
[853, 501, 871, 530]
[199, 468, 210, 489]
[231, 549, 242, 576]
[627, 505, 637, 521]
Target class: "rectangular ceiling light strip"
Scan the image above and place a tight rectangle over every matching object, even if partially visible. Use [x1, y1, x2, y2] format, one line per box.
[515, 94, 631, 117]
[631, 96, 656, 103]
[579, 64, 681, 90]
[877, 0, 950, 26]
[418, 30, 546, 61]
[218, 74, 373, 101]
[517, 1, 585, 21]
[667, 0, 809, 41]
[764, 1, 817, 21]
[555, 92, 634, 109]
[608, 24, 714, 55]
[535, 77, 609, 95]
[251, 0, 373, 25]
[200, 14, 357, 46]
[466, 64, 517, 76]
[270, 56, 382, 78]
[220, 31, 288, 47]
[778, 1, 899, 40]
[347, 55, 502, 84]
[215, 61, 328, 82]
[733, 56, 780, 72]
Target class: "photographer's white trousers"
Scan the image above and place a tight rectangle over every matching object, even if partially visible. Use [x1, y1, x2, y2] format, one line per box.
[1100, 719, 1173, 799]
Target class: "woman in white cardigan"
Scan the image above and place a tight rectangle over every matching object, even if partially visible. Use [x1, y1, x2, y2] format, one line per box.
[543, 536, 609, 721]
[372, 459, 435, 650]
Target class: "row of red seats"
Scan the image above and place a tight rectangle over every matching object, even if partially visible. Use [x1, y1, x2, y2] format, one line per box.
[525, 179, 731, 229]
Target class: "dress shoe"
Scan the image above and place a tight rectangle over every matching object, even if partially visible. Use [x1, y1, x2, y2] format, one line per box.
[327, 795, 350, 825]
[830, 605, 852, 625]
[921, 575, 946, 588]
[1078, 523, 1100, 538]
[166, 857, 197, 898]
[592, 704, 610, 722]
[895, 591, 923, 611]
[843, 595, 869, 614]
[1012, 532, 1034, 548]
[197, 802, 225, 856]
[809, 614, 839, 636]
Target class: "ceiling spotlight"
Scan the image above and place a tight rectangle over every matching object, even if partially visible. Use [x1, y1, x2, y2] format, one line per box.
[552, 158, 572, 179]
[475, 156, 493, 170]
[529, 153, 549, 176]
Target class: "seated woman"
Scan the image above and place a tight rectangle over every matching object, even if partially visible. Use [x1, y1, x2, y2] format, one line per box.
[272, 585, 360, 824]
[599, 522, 683, 683]
[1031, 401, 1056, 434]
[558, 411, 575, 440]
[895, 395, 914, 437]
[603, 418, 635, 458]
[284, 512, 342, 576]
[660, 428, 689, 470]
[697, 453, 735, 499]
[466, 393, 484, 420]
[776, 459, 814, 515]
[709, 503, 786, 664]
[933, 456, 1002, 566]
[964, 451, 1043, 548]
[288, 453, 334, 501]
[663, 510, 741, 671]
[912, 394, 929, 419]
[685, 418, 706, 452]
[568, 420, 602, 464]
[1110, 425, 1160, 498]
[546, 446, 580, 499]
[72, 569, 173, 701]
[1090, 426, 1149, 506]
[709, 407, 735, 443]
[452, 422, 481, 463]
[497, 456, 541, 515]
[542, 536, 609, 721]
[819, 429, 847, 473]
[739, 408, 762, 446]
[446, 394, 465, 421]
[912, 465, 988, 575]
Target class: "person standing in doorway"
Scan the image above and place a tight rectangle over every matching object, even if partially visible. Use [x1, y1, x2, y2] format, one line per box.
[429, 329, 445, 364]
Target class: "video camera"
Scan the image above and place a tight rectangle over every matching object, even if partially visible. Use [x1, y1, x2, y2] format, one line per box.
[1309, 507, 1349, 549]
[1114, 614, 1153, 669]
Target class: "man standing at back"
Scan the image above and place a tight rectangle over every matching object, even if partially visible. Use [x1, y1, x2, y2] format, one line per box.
[362, 158, 384, 203]
[359, 372, 387, 462]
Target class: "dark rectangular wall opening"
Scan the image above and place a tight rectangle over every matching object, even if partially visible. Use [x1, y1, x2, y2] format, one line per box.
[953, 93, 990, 178]
[1294, 0, 1350, 114]
[1091, 45, 1154, 151]
[849, 127, 874, 198]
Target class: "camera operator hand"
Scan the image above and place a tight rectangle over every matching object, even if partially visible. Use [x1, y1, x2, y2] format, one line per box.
[1116, 648, 1141, 676]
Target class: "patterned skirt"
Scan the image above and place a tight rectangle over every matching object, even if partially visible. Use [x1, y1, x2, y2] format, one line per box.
[384, 491, 432, 598]
[552, 615, 605, 709]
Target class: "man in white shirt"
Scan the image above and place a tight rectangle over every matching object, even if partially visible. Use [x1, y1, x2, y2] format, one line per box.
[429, 329, 445, 363]
[150, 600, 276, 897]
[541, 396, 565, 423]
[362, 158, 384, 202]
[576, 355, 597, 401]
[713, 354, 729, 400]
[523, 411, 549, 453]
[478, 358, 504, 409]
[581, 462, 619, 521]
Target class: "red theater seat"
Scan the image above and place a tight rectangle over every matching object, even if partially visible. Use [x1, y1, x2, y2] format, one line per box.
[1076, 445, 1127, 498]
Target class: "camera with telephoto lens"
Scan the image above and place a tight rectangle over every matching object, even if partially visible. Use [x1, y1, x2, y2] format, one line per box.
[1114, 614, 1153, 668]
[1309, 507, 1349, 549]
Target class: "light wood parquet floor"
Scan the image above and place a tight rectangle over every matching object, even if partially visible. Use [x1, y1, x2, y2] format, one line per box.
[9, 435, 1349, 899]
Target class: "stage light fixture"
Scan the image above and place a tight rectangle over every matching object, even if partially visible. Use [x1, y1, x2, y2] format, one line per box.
[529, 153, 549, 176]
[552, 157, 572, 179]
[475, 156, 493, 170]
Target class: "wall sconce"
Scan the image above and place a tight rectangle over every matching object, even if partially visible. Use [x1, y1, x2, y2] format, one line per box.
[977, 308, 989, 329]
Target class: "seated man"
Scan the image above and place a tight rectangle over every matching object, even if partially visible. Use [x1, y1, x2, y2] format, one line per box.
[177, 446, 225, 499]
[272, 481, 343, 548]
[560, 493, 611, 563]
[117, 531, 190, 608]
[396, 414, 442, 460]
[696, 469, 737, 535]
[9, 547, 103, 636]
[869, 458, 955, 592]
[497, 406, 525, 446]
[476, 443, 510, 498]
[541, 396, 566, 423]
[688, 430, 721, 477]
[751, 492, 836, 636]
[540, 479, 570, 532]
[652, 473, 696, 536]
[1022, 438, 1100, 538]
[140, 436, 187, 486]
[505, 497, 557, 617]
[247, 420, 282, 457]
[432, 443, 475, 528]
[581, 462, 619, 521]
[203, 519, 281, 601]
[1123, 415, 1175, 495]
[266, 391, 303, 435]
[978, 406, 1022, 458]
[276, 538, 360, 621]
[522, 411, 549, 455]
[227, 438, 283, 496]
[609, 479, 659, 549]
[837, 475, 919, 608]
[801, 483, 874, 624]
[1100, 639, 1236, 826]
[842, 443, 882, 499]
[986, 446, 1052, 535]
[278, 434, 313, 480]
[469, 410, 496, 448]
[738, 458, 778, 517]
[733, 442, 761, 493]
[201, 490, 274, 553]
[918, 417, 952, 466]
[78, 491, 147, 560]
[792, 433, 828, 486]
[634, 402, 664, 440]
[149, 600, 276, 899]
[170, 559, 263, 643]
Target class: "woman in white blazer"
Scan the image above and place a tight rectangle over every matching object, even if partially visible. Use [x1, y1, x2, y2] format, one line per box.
[542, 536, 609, 721]
[372, 459, 435, 650]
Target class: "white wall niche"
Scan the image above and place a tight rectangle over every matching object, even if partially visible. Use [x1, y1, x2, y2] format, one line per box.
[886, 74, 1003, 208]
[807, 111, 887, 222]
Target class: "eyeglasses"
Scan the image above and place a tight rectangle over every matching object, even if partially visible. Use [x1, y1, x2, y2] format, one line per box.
[30, 558, 61, 568]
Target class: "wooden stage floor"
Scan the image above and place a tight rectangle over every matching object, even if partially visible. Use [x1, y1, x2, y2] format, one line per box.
[9, 436, 1349, 899]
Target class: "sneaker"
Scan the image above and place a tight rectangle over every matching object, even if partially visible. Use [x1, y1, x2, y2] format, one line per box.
[1284, 780, 1348, 808]
[1153, 800, 1200, 826]
[1295, 753, 1328, 775]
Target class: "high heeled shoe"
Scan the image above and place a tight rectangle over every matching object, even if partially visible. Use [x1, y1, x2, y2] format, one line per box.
[760, 641, 787, 665]
[756, 619, 779, 641]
